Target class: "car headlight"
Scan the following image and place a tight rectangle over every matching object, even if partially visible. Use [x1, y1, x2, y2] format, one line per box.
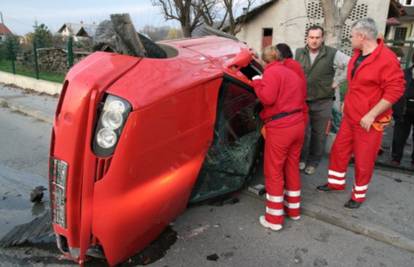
[93, 95, 131, 157]
[96, 128, 118, 148]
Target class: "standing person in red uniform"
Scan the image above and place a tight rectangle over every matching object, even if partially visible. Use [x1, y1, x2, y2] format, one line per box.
[252, 46, 306, 231]
[275, 43, 308, 119]
[317, 18, 404, 209]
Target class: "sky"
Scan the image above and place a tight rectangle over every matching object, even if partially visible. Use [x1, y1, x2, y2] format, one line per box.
[1, 0, 177, 35]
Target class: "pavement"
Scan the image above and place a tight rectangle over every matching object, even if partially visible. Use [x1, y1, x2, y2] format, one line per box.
[1, 82, 413, 257]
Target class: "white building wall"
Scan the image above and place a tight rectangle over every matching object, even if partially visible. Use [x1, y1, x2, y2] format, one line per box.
[236, 0, 390, 54]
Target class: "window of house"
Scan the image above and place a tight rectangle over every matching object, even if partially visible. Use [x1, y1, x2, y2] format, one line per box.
[395, 27, 408, 41]
[262, 28, 273, 49]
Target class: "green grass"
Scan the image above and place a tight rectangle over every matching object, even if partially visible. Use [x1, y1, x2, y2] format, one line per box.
[0, 59, 65, 83]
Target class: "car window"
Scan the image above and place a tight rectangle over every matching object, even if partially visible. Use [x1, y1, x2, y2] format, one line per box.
[190, 78, 262, 203]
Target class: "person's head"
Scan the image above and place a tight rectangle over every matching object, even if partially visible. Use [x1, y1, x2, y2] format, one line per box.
[306, 25, 324, 51]
[275, 43, 293, 59]
[261, 46, 280, 64]
[350, 18, 378, 49]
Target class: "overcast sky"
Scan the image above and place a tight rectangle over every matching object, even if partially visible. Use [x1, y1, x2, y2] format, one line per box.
[1, 0, 177, 35]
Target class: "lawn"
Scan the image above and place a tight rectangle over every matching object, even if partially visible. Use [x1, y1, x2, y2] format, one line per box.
[0, 59, 65, 83]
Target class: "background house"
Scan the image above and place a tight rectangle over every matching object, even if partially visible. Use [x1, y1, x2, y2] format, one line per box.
[235, 0, 391, 55]
[0, 22, 12, 42]
[57, 22, 97, 41]
[386, 0, 414, 41]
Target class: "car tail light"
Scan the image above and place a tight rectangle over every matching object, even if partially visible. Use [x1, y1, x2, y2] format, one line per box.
[50, 158, 68, 228]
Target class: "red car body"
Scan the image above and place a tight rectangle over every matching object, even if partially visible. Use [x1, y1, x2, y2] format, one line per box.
[49, 36, 262, 265]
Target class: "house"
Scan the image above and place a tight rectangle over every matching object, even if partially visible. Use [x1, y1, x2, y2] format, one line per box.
[235, 0, 392, 55]
[57, 22, 98, 41]
[0, 22, 12, 42]
[386, 0, 414, 41]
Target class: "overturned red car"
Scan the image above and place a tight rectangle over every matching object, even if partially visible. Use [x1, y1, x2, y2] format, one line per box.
[49, 35, 263, 265]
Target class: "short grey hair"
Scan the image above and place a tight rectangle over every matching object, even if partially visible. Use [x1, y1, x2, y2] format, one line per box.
[351, 18, 378, 40]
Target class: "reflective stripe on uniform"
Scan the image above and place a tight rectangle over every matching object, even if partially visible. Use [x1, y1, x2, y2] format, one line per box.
[285, 190, 301, 197]
[266, 194, 283, 203]
[284, 201, 300, 209]
[266, 207, 284, 216]
[328, 170, 346, 178]
[354, 193, 366, 199]
[354, 184, 368, 191]
[328, 178, 346, 185]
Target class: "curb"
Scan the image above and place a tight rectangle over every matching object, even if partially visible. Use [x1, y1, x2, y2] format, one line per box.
[242, 190, 414, 254]
[0, 97, 53, 124]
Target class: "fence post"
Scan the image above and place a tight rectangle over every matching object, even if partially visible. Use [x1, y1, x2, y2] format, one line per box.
[33, 40, 39, 79]
[10, 40, 16, 74]
[67, 36, 74, 68]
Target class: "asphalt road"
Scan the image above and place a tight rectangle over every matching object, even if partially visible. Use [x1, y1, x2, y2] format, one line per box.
[0, 105, 413, 267]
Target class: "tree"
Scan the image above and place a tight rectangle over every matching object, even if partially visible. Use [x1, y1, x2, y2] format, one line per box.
[151, 0, 204, 37]
[203, 0, 256, 35]
[25, 22, 53, 48]
[320, 0, 358, 48]
[152, 0, 255, 37]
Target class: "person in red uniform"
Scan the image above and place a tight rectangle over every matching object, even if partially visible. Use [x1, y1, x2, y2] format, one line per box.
[275, 43, 308, 120]
[251, 46, 306, 231]
[317, 18, 404, 209]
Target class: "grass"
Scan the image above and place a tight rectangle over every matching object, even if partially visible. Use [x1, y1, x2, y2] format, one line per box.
[0, 59, 65, 83]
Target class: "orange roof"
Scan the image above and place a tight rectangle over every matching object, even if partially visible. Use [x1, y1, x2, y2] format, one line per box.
[0, 23, 12, 35]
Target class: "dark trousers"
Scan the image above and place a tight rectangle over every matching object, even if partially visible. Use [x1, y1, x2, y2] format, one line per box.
[392, 113, 414, 163]
[301, 99, 333, 167]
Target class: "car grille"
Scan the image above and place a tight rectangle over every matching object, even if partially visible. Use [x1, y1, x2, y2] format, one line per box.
[50, 158, 68, 228]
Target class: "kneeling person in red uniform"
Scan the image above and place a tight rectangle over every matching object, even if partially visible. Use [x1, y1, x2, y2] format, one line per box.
[252, 46, 306, 231]
[317, 18, 404, 209]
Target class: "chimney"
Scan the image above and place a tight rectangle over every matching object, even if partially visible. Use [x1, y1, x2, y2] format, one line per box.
[0, 12, 4, 24]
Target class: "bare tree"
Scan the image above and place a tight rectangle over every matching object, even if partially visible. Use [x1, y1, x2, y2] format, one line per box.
[152, 0, 204, 37]
[200, 0, 255, 35]
[320, 0, 358, 48]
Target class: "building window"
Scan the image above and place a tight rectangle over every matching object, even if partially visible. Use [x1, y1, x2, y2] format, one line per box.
[401, 0, 413, 6]
[262, 28, 273, 49]
[395, 27, 408, 41]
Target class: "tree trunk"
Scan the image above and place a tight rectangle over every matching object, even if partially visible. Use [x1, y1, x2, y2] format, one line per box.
[181, 23, 192, 37]
[110, 14, 146, 57]
[321, 0, 357, 49]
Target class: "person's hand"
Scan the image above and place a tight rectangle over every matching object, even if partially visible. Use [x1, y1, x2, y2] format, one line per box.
[360, 113, 375, 132]
[252, 75, 262, 80]
[332, 81, 338, 89]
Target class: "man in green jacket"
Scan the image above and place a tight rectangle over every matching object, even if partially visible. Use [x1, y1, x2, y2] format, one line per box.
[295, 25, 349, 175]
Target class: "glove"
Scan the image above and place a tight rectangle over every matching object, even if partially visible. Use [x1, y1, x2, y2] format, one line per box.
[252, 75, 262, 80]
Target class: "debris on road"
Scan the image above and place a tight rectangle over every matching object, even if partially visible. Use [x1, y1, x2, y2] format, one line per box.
[30, 186, 47, 203]
[206, 253, 219, 261]
[0, 211, 53, 247]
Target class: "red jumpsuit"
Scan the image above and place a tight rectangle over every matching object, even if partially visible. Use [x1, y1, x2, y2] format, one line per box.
[327, 39, 404, 202]
[252, 61, 306, 225]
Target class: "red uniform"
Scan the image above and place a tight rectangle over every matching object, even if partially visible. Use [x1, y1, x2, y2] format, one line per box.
[252, 61, 306, 225]
[327, 39, 404, 202]
[283, 58, 308, 117]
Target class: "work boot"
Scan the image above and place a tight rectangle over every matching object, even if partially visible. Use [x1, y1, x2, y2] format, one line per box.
[299, 162, 306, 171]
[316, 184, 340, 192]
[344, 199, 362, 209]
[304, 165, 316, 175]
[259, 216, 282, 231]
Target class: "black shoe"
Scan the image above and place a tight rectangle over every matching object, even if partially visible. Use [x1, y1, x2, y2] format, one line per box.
[316, 184, 334, 192]
[344, 199, 362, 209]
